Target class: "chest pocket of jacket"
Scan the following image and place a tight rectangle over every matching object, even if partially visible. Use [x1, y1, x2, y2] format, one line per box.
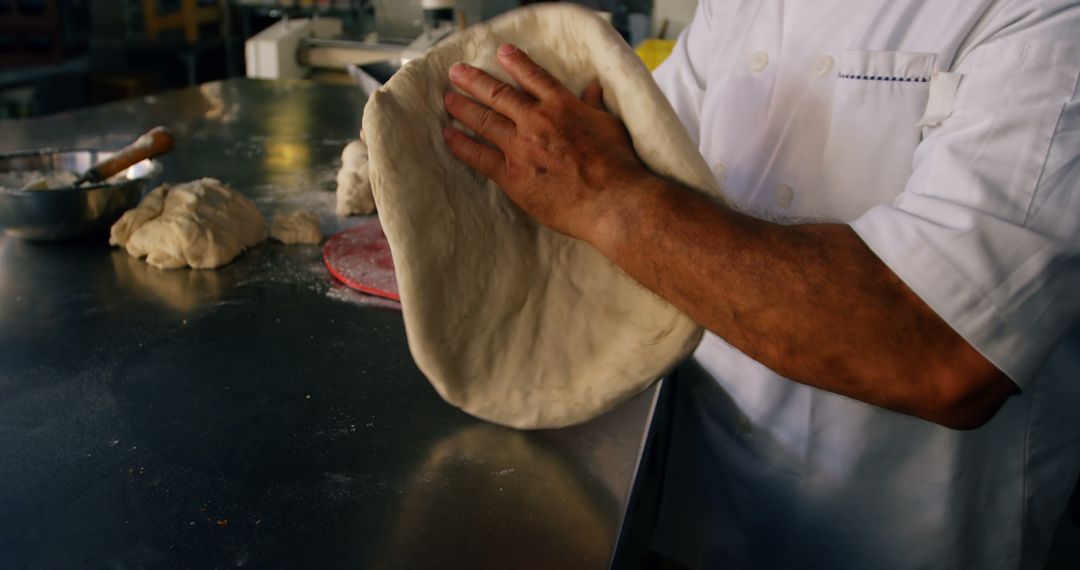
[813, 50, 936, 222]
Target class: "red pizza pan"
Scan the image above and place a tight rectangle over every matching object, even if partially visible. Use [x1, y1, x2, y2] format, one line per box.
[322, 217, 400, 301]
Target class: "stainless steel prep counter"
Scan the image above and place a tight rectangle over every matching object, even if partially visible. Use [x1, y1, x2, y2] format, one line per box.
[0, 78, 657, 568]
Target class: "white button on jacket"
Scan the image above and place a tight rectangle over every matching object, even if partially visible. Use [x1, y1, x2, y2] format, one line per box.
[775, 184, 794, 208]
[651, 1, 1080, 569]
[812, 54, 834, 77]
[747, 50, 770, 73]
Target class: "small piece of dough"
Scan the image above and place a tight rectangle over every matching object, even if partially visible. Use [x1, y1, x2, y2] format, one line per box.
[271, 210, 323, 244]
[109, 178, 268, 269]
[364, 5, 724, 429]
[335, 137, 376, 216]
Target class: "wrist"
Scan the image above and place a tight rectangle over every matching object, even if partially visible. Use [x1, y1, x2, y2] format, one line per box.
[583, 171, 670, 258]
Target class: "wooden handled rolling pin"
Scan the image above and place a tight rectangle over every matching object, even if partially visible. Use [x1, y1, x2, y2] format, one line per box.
[75, 126, 175, 186]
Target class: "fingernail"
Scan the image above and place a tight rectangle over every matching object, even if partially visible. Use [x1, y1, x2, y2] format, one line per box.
[442, 127, 455, 141]
[443, 91, 455, 106]
[449, 63, 467, 80]
[498, 44, 517, 56]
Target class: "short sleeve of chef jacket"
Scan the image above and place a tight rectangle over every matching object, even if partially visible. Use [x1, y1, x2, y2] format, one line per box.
[848, 18, 1080, 387]
[656, 4, 1080, 387]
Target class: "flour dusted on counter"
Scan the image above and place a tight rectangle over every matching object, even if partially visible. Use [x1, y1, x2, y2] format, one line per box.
[0, 170, 79, 191]
[109, 178, 268, 269]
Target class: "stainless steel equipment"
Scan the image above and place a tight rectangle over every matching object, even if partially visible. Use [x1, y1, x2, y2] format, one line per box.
[245, 0, 519, 82]
[373, 0, 518, 40]
[0, 149, 160, 240]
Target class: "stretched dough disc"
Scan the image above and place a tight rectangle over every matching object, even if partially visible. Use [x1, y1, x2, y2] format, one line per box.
[364, 4, 723, 429]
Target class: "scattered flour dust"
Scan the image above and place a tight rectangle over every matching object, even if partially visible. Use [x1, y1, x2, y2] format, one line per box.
[243, 252, 399, 311]
[326, 282, 401, 310]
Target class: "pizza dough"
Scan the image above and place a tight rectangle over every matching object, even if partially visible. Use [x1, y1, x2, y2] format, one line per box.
[110, 178, 268, 269]
[271, 209, 322, 244]
[335, 137, 376, 216]
[364, 4, 723, 429]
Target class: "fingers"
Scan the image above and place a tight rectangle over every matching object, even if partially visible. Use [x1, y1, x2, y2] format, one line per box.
[443, 91, 515, 146]
[449, 62, 533, 121]
[580, 81, 604, 109]
[496, 44, 570, 102]
[442, 127, 506, 183]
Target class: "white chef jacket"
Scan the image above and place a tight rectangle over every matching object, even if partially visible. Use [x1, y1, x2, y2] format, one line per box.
[649, 1, 1080, 569]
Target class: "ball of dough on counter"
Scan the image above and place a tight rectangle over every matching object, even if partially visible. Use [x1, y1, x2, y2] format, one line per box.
[109, 178, 268, 270]
[335, 137, 376, 216]
[364, 4, 724, 429]
[271, 210, 323, 244]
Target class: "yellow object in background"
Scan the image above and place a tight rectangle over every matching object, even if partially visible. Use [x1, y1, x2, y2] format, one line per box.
[636, 39, 677, 71]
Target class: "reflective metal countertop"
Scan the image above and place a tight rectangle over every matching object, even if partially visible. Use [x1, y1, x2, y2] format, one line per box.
[0, 78, 656, 568]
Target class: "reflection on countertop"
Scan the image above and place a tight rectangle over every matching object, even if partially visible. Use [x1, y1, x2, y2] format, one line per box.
[0, 78, 655, 569]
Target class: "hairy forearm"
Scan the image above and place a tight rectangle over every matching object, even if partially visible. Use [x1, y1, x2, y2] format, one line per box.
[588, 176, 1011, 428]
[436, 46, 1010, 428]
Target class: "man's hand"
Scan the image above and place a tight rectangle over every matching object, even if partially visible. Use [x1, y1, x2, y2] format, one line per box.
[441, 45, 1014, 429]
[442, 43, 652, 243]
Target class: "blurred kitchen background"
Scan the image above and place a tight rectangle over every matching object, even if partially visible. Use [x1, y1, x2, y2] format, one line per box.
[2, 2, 1079, 568]
[0, 0, 697, 119]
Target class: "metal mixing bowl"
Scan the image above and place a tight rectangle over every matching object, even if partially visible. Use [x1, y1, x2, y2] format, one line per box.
[0, 149, 161, 241]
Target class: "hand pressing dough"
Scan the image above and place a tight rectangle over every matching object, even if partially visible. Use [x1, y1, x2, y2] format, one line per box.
[336, 137, 376, 216]
[271, 210, 323, 244]
[109, 178, 268, 269]
[364, 5, 724, 429]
